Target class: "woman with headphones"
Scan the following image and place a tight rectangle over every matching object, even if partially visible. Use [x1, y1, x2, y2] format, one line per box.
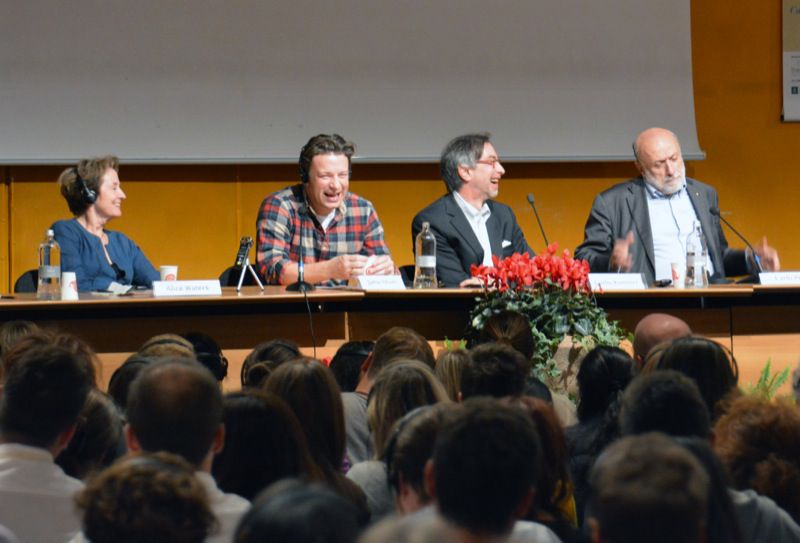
[52, 155, 160, 292]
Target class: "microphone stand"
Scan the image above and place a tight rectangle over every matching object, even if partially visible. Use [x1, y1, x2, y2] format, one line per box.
[526, 193, 550, 248]
[286, 201, 315, 292]
[710, 207, 763, 273]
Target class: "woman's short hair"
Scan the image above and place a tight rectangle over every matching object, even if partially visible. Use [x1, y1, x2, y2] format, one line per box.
[57, 156, 119, 216]
[366, 360, 450, 457]
[76, 451, 216, 543]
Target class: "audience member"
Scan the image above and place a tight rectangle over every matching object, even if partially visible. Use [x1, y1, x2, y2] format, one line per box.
[655, 335, 739, 420]
[460, 342, 528, 399]
[330, 341, 374, 393]
[182, 331, 228, 382]
[358, 513, 458, 543]
[212, 390, 320, 500]
[235, 479, 362, 543]
[588, 433, 709, 543]
[435, 349, 469, 401]
[348, 360, 449, 520]
[0, 343, 93, 541]
[136, 333, 195, 359]
[0, 320, 40, 360]
[474, 310, 535, 360]
[74, 452, 216, 543]
[427, 398, 560, 542]
[632, 312, 691, 365]
[240, 338, 301, 388]
[263, 358, 368, 519]
[2, 331, 99, 387]
[125, 358, 249, 543]
[106, 354, 153, 413]
[343, 326, 435, 464]
[714, 395, 800, 524]
[55, 389, 125, 480]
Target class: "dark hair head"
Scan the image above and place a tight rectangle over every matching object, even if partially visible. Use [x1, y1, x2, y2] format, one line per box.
[576, 346, 636, 422]
[263, 359, 345, 478]
[329, 340, 373, 393]
[619, 370, 711, 439]
[461, 342, 528, 399]
[57, 156, 120, 216]
[433, 397, 541, 536]
[107, 355, 154, 413]
[0, 343, 93, 448]
[241, 339, 301, 386]
[370, 327, 435, 377]
[656, 335, 739, 420]
[523, 376, 553, 403]
[76, 451, 216, 543]
[476, 310, 534, 360]
[182, 332, 228, 381]
[126, 358, 223, 466]
[714, 395, 800, 523]
[212, 390, 320, 501]
[366, 360, 449, 457]
[589, 433, 709, 543]
[440, 133, 491, 192]
[435, 349, 469, 401]
[298, 134, 355, 184]
[235, 479, 361, 543]
[0, 320, 40, 358]
[56, 389, 125, 480]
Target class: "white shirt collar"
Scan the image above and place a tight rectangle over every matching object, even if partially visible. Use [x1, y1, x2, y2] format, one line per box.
[453, 191, 490, 221]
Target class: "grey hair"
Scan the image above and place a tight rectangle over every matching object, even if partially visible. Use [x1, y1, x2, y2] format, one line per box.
[440, 133, 491, 193]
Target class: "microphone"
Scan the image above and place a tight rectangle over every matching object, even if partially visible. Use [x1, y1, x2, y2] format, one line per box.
[285, 200, 315, 292]
[526, 193, 550, 248]
[709, 206, 763, 273]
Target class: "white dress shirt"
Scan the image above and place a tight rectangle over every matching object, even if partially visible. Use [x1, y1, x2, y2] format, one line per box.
[453, 192, 493, 267]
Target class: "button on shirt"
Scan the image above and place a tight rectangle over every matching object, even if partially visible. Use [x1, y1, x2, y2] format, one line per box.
[645, 182, 714, 281]
[453, 192, 494, 267]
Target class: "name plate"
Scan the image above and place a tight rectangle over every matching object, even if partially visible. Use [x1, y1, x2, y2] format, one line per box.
[351, 274, 407, 291]
[153, 280, 222, 297]
[759, 272, 800, 286]
[589, 273, 647, 291]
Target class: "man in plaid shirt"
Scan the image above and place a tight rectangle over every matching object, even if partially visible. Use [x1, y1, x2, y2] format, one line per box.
[256, 134, 395, 286]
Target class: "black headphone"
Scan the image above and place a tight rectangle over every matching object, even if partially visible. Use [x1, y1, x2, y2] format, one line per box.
[75, 169, 97, 204]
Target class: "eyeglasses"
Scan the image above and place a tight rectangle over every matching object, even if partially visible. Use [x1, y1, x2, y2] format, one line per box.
[475, 157, 502, 168]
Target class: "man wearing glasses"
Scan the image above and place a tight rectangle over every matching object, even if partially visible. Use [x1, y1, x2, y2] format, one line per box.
[411, 133, 533, 287]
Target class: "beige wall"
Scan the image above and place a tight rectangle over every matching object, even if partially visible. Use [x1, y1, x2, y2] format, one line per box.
[3, 1, 798, 291]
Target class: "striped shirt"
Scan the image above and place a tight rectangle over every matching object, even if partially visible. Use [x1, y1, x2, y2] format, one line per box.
[256, 184, 391, 286]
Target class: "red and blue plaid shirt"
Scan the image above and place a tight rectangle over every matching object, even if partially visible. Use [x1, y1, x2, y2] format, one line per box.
[256, 184, 391, 286]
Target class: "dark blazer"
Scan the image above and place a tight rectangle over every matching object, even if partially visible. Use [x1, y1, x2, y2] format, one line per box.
[411, 193, 533, 287]
[574, 177, 749, 285]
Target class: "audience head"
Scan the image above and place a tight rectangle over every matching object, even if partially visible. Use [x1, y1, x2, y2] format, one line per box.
[656, 335, 739, 420]
[235, 479, 361, 543]
[298, 134, 355, 184]
[619, 370, 711, 439]
[263, 358, 345, 477]
[589, 432, 709, 543]
[366, 360, 449, 457]
[182, 332, 228, 382]
[212, 390, 319, 501]
[440, 133, 492, 193]
[358, 514, 458, 543]
[368, 327, 435, 378]
[524, 376, 553, 403]
[0, 342, 93, 450]
[430, 398, 541, 536]
[57, 155, 120, 216]
[76, 451, 216, 543]
[714, 395, 800, 523]
[125, 358, 223, 467]
[241, 338, 301, 387]
[137, 334, 195, 360]
[386, 404, 454, 515]
[330, 340, 374, 392]
[576, 346, 636, 422]
[476, 310, 534, 360]
[632, 312, 692, 363]
[0, 320, 40, 359]
[107, 355, 153, 413]
[3, 331, 99, 387]
[434, 348, 469, 401]
[460, 342, 528, 399]
[56, 389, 125, 480]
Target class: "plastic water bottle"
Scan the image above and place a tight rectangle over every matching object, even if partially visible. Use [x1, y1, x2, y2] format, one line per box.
[685, 221, 709, 288]
[37, 229, 61, 300]
[413, 221, 437, 289]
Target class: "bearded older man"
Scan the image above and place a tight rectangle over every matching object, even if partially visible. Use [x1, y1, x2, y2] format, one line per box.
[574, 127, 779, 285]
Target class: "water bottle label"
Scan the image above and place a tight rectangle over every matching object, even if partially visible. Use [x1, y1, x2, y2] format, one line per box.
[39, 265, 60, 279]
[416, 256, 436, 268]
